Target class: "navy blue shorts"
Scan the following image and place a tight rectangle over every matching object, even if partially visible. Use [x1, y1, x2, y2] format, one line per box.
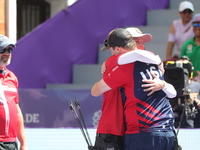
[124, 131, 175, 150]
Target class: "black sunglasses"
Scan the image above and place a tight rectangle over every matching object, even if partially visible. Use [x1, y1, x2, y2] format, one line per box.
[181, 9, 193, 14]
[193, 23, 200, 28]
[104, 39, 116, 47]
[0, 47, 13, 54]
[104, 39, 108, 47]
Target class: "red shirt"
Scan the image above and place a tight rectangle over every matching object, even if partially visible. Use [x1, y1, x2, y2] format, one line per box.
[97, 55, 125, 136]
[0, 68, 19, 142]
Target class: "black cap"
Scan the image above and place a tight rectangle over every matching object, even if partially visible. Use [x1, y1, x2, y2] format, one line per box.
[101, 28, 133, 51]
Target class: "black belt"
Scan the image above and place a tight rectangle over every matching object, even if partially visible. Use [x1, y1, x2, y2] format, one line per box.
[96, 133, 109, 138]
[0, 141, 16, 144]
[96, 133, 122, 138]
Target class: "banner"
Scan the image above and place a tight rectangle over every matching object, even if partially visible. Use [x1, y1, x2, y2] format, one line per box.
[19, 89, 103, 128]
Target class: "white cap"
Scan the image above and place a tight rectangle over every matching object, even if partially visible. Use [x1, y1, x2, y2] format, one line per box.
[125, 27, 152, 43]
[179, 1, 194, 12]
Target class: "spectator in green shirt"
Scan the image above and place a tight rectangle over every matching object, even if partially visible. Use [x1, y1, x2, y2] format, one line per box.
[180, 13, 200, 128]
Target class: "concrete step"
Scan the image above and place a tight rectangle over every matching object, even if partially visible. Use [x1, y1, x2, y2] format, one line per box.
[46, 83, 93, 89]
[147, 9, 179, 26]
[145, 42, 168, 60]
[73, 64, 102, 84]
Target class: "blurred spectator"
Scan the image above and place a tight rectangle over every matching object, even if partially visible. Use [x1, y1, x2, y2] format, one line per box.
[180, 13, 200, 128]
[165, 1, 194, 61]
[180, 13, 200, 81]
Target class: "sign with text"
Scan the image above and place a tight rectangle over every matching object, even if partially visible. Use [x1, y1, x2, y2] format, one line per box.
[19, 89, 103, 128]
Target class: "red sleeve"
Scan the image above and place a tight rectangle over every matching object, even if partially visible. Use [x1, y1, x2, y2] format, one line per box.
[103, 64, 133, 89]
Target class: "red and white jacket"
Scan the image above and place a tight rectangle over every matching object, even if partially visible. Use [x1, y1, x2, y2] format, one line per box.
[0, 68, 19, 142]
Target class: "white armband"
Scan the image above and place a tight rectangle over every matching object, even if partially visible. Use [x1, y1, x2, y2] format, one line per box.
[118, 50, 161, 65]
[162, 81, 177, 98]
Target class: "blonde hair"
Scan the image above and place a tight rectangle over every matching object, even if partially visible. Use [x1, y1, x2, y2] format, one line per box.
[121, 40, 136, 51]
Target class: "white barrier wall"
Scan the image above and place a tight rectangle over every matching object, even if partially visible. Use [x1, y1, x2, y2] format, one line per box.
[22, 128, 199, 150]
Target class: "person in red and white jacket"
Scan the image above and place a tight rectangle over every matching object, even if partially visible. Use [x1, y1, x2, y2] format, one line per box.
[0, 34, 28, 150]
